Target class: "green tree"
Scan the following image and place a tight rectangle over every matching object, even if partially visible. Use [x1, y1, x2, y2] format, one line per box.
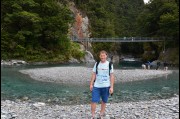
[136, 0, 179, 61]
[137, 0, 179, 40]
[1, 0, 78, 62]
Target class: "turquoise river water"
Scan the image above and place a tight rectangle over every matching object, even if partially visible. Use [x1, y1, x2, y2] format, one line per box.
[1, 61, 179, 105]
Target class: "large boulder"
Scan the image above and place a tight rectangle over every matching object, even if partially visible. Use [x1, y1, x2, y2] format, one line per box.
[68, 57, 80, 63]
[84, 51, 95, 63]
[158, 48, 179, 66]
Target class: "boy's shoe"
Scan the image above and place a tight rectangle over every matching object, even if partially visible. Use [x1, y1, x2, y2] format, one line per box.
[90, 116, 95, 119]
[98, 113, 106, 119]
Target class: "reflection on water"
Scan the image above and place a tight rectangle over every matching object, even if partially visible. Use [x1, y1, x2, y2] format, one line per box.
[1, 62, 179, 105]
[118, 61, 143, 69]
[113, 71, 179, 102]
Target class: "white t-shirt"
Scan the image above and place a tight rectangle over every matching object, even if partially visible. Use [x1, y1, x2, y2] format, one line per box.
[92, 61, 113, 88]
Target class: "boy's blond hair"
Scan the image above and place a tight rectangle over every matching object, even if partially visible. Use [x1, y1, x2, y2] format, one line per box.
[99, 50, 108, 56]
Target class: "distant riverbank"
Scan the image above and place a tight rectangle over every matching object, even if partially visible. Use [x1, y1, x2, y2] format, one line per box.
[19, 67, 174, 84]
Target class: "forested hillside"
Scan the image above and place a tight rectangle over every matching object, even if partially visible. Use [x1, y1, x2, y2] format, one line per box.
[1, 0, 179, 64]
[74, 0, 179, 62]
[1, 0, 84, 62]
[73, 0, 144, 58]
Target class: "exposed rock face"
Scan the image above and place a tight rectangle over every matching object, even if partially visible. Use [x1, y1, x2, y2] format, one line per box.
[82, 16, 91, 38]
[68, 2, 95, 63]
[68, 2, 124, 64]
[69, 2, 90, 39]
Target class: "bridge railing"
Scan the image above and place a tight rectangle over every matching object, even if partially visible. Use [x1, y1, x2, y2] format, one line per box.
[71, 36, 173, 42]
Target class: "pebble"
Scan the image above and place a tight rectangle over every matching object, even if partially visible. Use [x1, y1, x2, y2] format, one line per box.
[1, 96, 179, 119]
[33, 102, 46, 107]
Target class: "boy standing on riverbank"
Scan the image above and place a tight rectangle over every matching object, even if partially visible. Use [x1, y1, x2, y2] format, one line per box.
[90, 50, 115, 119]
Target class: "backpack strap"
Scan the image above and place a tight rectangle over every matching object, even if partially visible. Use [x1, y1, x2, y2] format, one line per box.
[96, 61, 100, 75]
[94, 61, 100, 83]
[109, 56, 113, 76]
[109, 62, 112, 76]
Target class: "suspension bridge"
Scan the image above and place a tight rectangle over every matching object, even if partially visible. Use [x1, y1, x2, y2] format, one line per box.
[71, 36, 174, 51]
[71, 36, 172, 43]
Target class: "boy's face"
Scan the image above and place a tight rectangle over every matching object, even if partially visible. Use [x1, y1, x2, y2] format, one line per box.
[99, 53, 107, 62]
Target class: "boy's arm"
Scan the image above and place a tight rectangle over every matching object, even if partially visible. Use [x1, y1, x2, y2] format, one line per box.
[109, 64, 114, 94]
[110, 73, 115, 89]
[90, 72, 96, 91]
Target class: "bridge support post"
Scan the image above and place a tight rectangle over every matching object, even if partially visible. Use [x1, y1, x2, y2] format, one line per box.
[163, 37, 166, 53]
[87, 41, 88, 51]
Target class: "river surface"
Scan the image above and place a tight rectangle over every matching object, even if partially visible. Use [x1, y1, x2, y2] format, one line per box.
[1, 61, 179, 105]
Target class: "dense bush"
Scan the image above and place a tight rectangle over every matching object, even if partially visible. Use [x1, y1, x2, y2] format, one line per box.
[1, 0, 84, 62]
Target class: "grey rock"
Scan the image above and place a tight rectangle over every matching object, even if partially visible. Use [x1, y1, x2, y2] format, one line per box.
[68, 58, 80, 63]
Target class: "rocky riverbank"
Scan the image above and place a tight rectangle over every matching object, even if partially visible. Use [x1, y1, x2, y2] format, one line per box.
[19, 67, 173, 84]
[1, 96, 179, 119]
[1, 60, 28, 66]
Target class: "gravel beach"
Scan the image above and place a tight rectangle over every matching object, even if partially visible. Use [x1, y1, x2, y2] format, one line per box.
[1, 96, 179, 119]
[2, 67, 179, 119]
[19, 67, 173, 84]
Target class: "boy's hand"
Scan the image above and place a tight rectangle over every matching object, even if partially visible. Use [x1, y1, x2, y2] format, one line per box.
[109, 87, 114, 94]
[90, 84, 93, 91]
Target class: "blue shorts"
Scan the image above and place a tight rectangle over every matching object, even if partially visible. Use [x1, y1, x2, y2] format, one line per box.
[92, 87, 110, 103]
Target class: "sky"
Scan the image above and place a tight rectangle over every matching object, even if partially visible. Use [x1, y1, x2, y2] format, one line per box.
[144, 0, 150, 4]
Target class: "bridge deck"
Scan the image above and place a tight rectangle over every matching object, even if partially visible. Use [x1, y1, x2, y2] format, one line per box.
[71, 37, 171, 42]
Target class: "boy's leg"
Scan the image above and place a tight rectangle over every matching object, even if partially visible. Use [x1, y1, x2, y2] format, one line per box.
[100, 87, 110, 115]
[100, 101, 106, 115]
[91, 87, 100, 117]
[91, 102, 96, 117]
